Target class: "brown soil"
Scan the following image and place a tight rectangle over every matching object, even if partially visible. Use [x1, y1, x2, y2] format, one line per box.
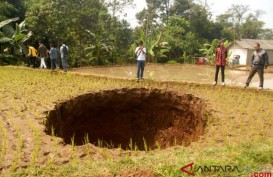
[230, 65, 273, 73]
[45, 88, 207, 150]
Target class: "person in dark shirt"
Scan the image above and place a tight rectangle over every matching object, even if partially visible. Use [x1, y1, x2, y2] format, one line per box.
[38, 41, 48, 69]
[48, 44, 58, 70]
[244, 43, 269, 90]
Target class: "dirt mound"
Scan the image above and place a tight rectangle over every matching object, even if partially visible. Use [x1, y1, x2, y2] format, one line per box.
[45, 88, 207, 150]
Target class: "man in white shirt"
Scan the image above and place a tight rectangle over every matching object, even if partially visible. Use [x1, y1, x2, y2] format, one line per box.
[135, 41, 146, 81]
[60, 42, 69, 72]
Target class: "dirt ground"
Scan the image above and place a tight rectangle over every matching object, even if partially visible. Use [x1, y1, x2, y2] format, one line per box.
[231, 65, 273, 73]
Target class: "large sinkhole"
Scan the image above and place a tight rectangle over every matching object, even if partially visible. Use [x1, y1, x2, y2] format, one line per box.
[45, 88, 207, 150]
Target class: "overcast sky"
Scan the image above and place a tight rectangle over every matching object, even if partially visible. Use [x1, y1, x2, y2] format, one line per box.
[122, 0, 273, 29]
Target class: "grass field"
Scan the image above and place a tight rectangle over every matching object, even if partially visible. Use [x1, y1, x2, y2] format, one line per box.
[0, 66, 273, 177]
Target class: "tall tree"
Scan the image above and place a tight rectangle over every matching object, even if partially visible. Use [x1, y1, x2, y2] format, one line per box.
[162, 15, 200, 62]
[259, 28, 273, 40]
[216, 5, 267, 39]
[26, 0, 109, 65]
[136, 0, 164, 61]
[26, 0, 133, 66]
[170, 0, 214, 42]
[104, 0, 134, 64]
[0, 2, 17, 21]
[0, 0, 26, 21]
[216, 5, 246, 39]
[241, 12, 265, 39]
[170, 0, 193, 19]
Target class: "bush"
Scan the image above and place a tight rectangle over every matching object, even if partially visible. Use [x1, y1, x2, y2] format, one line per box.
[167, 60, 178, 64]
[0, 54, 24, 66]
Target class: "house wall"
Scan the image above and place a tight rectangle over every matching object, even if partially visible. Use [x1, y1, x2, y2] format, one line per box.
[267, 50, 273, 65]
[246, 49, 254, 65]
[228, 48, 248, 65]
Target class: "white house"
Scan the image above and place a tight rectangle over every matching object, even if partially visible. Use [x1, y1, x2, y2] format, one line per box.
[228, 39, 273, 65]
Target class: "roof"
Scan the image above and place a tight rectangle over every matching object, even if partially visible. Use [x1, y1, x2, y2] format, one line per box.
[232, 39, 273, 50]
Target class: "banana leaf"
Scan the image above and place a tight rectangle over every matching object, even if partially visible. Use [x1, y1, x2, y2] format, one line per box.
[0, 37, 12, 43]
[0, 17, 19, 29]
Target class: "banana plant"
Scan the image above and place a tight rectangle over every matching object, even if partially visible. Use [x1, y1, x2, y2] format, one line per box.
[0, 17, 19, 29]
[199, 39, 232, 65]
[10, 21, 33, 55]
[0, 17, 19, 44]
[139, 29, 163, 63]
[153, 41, 171, 62]
[84, 30, 112, 65]
[0, 18, 32, 55]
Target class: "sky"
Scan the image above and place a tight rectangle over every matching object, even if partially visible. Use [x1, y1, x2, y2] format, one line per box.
[122, 0, 273, 29]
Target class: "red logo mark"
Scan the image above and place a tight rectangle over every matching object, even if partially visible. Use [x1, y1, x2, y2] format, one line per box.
[181, 163, 195, 176]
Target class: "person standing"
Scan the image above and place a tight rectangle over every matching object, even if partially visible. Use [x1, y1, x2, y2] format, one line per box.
[213, 40, 227, 86]
[135, 41, 146, 81]
[38, 41, 48, 69]
[27, 44, 38, 68]
[244, 43, 269, 90]
[60, 42, 69, 72]
[48, 44, 58, 70]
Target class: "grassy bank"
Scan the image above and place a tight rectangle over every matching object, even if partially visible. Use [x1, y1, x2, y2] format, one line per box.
[0, 66, 272, 177]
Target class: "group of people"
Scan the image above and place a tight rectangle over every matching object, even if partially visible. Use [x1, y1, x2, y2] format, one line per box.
[27, 39, 269, 89]
[27, 41, 69, 72]
[214, 40, 269, 90]
[135, 40, 270, 89]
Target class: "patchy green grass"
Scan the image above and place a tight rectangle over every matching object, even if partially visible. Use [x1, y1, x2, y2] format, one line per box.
[0, 66, 273, 177]
[5, 139, 273, 177]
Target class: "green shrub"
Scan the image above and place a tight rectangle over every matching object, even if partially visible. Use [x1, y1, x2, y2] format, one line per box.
[167, 60, 178, 64]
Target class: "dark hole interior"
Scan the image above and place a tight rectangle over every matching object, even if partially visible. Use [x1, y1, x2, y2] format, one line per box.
[45, 88, 207, 150]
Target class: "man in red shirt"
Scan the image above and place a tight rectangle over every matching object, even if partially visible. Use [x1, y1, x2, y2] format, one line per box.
[213, 40, 227, 86]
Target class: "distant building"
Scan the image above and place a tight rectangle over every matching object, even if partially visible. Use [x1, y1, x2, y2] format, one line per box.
[228, 39, 273, 65]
